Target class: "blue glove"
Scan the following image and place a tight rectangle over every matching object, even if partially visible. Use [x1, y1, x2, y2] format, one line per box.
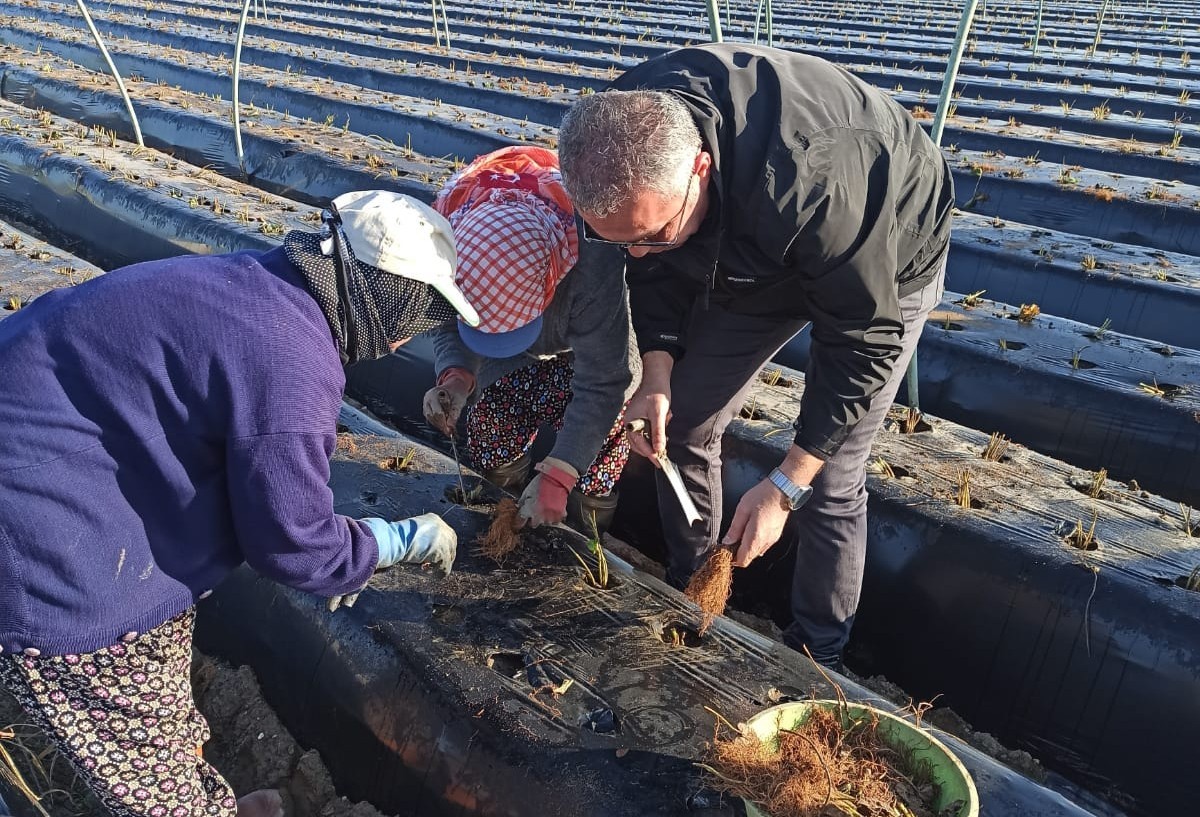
[328, 514, 457, 612]
[361, 513, 457, 574]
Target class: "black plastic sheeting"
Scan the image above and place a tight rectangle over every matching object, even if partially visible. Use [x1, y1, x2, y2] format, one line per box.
[774, 301, 1200, 506]
[951, 171, 1200, 257]
[0, 26, 511, 164]
[11, 1, 1194, 171]
[0, 133, 269, 269]
[948, 224, 1200, 351]
[0, 65, 438, 208]
[3, 5, 567, 126]
[12, 56, 1197, 354]
[346, 348, 1200, 817]
[0, 98, 1138, 817]
[107, 0, 1198, 92]
[0, 203, 1098, 817]
[88, 0, 1200, 146]
[0, 220, 101, 315]
[194, 406, 1097, 817]
[189, 0, 618, 73]
[872, 79, 1184, 140]
[696, 401, 1196, 817]
[95, 0, 597, 93]
[937, 127, 1200, 188]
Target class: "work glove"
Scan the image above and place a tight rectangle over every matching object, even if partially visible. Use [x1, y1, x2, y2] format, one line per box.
[517, 457, 580, 528]
[423, 368, 475, 436]
[328, 513, 457, 611]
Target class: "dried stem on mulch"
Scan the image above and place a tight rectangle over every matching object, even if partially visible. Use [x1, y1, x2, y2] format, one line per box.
[685, 547, 734, 634]
[476, 497, 523, 562]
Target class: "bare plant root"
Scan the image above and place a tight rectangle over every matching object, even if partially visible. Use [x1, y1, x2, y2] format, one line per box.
[476, 497, 523, 562]
[686, 547, 734, 634]
[705, 706, 943, 817]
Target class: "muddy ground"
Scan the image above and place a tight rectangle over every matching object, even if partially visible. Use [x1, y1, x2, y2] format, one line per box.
[0, 655, 390, 817]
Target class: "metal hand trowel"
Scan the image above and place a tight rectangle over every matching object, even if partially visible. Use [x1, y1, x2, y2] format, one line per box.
[625, 418, 703, 527]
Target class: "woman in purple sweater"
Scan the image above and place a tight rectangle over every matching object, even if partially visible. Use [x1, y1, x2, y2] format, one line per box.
[0, 192, 478, 817]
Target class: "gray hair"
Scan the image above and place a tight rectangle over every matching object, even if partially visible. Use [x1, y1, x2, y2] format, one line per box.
[558, 90, 702, 217]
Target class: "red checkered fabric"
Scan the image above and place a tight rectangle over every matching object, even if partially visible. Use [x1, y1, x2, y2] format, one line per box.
[451, 192, 575, 333]
[435, 146, 580, 335]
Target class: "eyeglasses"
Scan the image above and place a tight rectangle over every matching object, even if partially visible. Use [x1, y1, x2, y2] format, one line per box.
[584, 171, 696, 251]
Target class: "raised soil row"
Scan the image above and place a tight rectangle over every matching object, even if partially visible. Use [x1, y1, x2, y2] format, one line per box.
[776, 291, 1200, 506]
[5, 32, 1197, 338]
[195, 403, 1099, 817]
[0, 214, 1091, 817]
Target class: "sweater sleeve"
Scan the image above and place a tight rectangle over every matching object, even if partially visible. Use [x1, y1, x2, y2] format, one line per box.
[788, 131, 906, 460]
[225, 430, 379, 596]
[547, 245, 635, 474]
[430, 320, 484, 379]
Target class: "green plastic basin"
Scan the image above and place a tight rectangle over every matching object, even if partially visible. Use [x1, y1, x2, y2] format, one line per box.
[741, 700, 980, 817]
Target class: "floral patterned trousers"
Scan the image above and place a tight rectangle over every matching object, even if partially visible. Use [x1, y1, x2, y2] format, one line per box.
[0, 610, 237, 817]
[465, 356, 630, 496]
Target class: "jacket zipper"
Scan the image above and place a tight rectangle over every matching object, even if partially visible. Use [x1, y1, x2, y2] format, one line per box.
[702, 229, 723, 311]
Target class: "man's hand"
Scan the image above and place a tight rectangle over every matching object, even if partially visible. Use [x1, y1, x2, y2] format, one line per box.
[626, 351, 674, 464]
[423, 368, 475, 436]
[722, 445, 826, 568]
[329, 513, 458, 611]
[722, 478, 791, 567]
[517, 457, 579, 527]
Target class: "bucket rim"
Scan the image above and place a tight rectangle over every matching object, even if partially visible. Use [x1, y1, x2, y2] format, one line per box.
[739, 699, 980, 817]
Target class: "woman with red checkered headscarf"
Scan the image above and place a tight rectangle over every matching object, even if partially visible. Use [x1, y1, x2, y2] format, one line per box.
[423, 146, 639, 532]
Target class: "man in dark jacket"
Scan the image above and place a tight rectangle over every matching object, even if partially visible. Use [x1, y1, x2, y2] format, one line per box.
[558, 44, 953, 667]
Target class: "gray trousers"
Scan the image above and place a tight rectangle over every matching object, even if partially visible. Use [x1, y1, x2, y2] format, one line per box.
[658, 265, 945, 666]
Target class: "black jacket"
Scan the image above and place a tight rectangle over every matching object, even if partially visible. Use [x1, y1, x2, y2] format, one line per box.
[613, 45, 954, 459]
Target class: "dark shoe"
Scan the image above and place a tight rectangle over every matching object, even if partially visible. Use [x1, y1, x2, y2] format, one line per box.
[566, 488, 619, 536]
[783, 626, 845, 674]
[482, 452, 532, 493]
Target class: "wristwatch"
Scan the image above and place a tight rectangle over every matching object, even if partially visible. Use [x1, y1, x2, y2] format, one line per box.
[768, 467, 814, 511]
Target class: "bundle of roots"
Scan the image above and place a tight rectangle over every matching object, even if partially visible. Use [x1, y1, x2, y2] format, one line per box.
[706, 706, 943, 817]
[685, 547, 734, 634]
[476, 497, 523, 562]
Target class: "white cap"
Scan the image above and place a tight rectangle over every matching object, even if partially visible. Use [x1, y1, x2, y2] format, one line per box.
[329, 190, 481, 327]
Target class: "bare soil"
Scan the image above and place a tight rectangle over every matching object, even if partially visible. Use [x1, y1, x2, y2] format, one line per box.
[191, 656, 390, 817]
[851, 674, 1045, 784]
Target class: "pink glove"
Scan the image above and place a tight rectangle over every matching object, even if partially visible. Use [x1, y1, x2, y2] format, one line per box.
[517, 457, 580, 527]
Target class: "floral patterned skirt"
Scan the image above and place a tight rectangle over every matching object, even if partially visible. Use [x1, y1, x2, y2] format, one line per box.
[0, 609, 237, 817]
[465, 356, 630, 496]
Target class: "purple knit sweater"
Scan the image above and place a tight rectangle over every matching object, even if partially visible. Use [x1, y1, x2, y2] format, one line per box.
[0, 247, 378, 657]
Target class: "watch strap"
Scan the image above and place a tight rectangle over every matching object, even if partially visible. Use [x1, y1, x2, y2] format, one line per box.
[768, 467, 813, 511]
